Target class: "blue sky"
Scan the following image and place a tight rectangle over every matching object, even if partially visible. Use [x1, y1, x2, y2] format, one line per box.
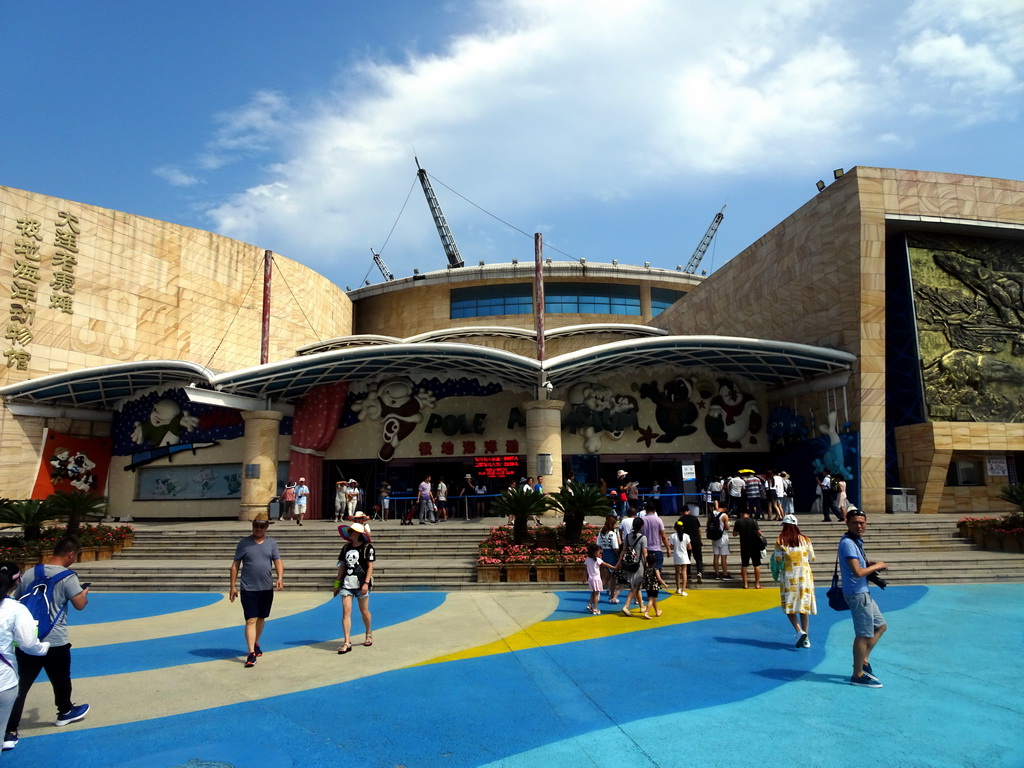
[3, 0, 1022, 289]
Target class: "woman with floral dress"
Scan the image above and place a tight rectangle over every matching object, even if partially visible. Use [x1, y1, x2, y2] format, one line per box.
[772, 514, 816, 648]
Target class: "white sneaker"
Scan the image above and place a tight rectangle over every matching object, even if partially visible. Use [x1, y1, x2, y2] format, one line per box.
[801, 636, 811, 648]
[678, 591, 687, 596]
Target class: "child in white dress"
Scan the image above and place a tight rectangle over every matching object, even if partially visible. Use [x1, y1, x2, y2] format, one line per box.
[584, 544, 612, 615]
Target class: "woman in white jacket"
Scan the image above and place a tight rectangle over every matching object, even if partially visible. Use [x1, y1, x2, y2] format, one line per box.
[0, 562, 51, 747]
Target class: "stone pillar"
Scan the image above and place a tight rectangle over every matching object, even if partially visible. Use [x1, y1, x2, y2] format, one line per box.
[894, 423, 950, 515]
[524, 399, 564, 511]
[240, 410, 283, 522]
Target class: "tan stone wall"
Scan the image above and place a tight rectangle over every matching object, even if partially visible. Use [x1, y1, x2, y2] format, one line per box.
[895, 422, 1024, 514]
[0, 185, 353, 499]
[654, 167, 1024, 514]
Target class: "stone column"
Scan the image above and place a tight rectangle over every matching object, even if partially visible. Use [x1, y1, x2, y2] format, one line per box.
[239, 410, 283, 522]
[524, 399, 564, 512]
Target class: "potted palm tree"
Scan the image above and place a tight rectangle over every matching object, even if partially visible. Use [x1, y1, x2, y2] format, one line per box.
[0, 499, 54, 542]
[546, 481, 612, 545]
[490, 487, 551, 545]
[45, 490, 109, 533]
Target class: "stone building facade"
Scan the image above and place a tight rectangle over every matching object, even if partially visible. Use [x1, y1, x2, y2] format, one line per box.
[3, 168, 1023, 519]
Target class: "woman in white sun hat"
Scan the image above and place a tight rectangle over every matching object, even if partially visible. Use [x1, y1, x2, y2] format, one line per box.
[772, 514, 816, 648]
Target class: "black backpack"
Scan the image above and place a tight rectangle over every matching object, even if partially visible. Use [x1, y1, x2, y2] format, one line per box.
[706, 511, 724, 541]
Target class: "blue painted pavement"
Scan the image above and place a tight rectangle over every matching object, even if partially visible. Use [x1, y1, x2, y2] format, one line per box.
[14, 584, 1024, 768]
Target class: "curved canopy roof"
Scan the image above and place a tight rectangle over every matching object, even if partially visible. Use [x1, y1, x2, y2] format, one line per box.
[545, 336, 856, 389]
[0, 361, 216, 410]
[0, 336, 855, 410]
[211, 343, 540, 400]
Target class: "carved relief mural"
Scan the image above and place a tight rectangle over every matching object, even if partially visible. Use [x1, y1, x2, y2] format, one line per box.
[329, 373, 766, 460]
[909, 233, 1024, 422]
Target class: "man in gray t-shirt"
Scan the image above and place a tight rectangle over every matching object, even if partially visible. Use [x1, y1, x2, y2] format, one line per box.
[229, 514, 284, 668]
[7, 535, 91, 743]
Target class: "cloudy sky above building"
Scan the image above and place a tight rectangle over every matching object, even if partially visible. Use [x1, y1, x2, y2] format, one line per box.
[3, 0, 1022, 289]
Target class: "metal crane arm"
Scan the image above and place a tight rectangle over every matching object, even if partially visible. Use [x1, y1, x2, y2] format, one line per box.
[371, 248, 395, 282]
[415, 157, 464, 269]
[684, 205, 726, 274]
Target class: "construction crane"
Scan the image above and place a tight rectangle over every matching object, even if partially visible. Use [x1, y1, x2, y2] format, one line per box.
[415, 157, 464, 269]
[370, 247, 394, 282]
[684, 205, 726, 275]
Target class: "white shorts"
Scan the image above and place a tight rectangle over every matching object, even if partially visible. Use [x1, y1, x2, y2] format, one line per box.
[712, 535, 730, 556]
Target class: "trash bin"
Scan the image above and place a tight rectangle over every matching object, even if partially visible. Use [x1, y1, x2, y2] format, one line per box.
[886, 487, 917, 513]
[267, 499, 281, 519]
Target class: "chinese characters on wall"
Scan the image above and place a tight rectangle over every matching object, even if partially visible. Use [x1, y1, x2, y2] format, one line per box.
[5, 211, 80, 371]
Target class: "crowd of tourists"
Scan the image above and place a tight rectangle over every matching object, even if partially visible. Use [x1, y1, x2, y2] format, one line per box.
[239, 467, 888, 691]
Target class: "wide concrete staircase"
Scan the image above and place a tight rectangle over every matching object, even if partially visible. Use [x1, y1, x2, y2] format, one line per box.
[72, 514, 1024, 592]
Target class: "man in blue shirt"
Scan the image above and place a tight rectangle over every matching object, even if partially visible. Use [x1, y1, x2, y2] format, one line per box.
[293, 478, 310, 525]
[839, 508, 888, 688]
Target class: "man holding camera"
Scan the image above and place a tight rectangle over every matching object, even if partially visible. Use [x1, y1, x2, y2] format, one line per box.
[839, 508, 888, 688]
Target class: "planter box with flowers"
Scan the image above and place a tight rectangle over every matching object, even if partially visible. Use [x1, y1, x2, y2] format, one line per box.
[0, 517, 135, 575]
[1003, 530, 1024, 553]
[502, 545, 533, 582]
[960, 512, 1024, 554]
[476, 556, 503, 583]
[559, 544, 589, 582]
[533, 548, 561, 582]
[957, 516, 993, 546]
[475, 524, 603, 583]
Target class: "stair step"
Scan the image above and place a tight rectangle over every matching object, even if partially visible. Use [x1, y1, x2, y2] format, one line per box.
[63, 514, 1024, 592]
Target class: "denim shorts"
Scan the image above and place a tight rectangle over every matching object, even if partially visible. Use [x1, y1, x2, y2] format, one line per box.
[338, 586, 370, 599]
[845, 592, 885, 637]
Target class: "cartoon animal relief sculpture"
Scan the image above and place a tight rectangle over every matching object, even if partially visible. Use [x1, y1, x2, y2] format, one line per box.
[811, 410, 854, 478]
[637, 378, 699, 442]
[68, 452, 98, 492]
[131, 398, 200, 447]
[705, 378, 762, 449]
[353, 377, 436, 461]
[563, 382, 639, 454]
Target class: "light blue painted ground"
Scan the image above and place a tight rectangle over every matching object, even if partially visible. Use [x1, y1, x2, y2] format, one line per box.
[73, 592, 444, 677]
[14, 584, 1024, 768]
[72, 592, 224, 625]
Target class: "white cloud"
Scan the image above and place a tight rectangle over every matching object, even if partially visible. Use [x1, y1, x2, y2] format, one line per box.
[196, 0, 1022, 281]
[153, 165, 199, 187]
[199, 90, 294, 170]
[894, 0, 1024, 122]
[904, 0, 1024, 65]
[898, 31, 1016, 92]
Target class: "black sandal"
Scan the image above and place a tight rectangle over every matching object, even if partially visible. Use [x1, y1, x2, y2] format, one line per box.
[337, 642, 352, 654]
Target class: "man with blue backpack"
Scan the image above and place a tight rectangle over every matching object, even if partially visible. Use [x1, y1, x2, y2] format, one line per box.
[3, 536, 90, 752]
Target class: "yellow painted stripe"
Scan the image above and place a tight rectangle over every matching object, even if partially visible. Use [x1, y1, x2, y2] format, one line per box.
[414, 589, 780, 666]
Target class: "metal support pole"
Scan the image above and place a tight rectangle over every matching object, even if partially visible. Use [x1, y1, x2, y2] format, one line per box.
[534, 233, 547, 399]
[260, 250, 273, 365]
